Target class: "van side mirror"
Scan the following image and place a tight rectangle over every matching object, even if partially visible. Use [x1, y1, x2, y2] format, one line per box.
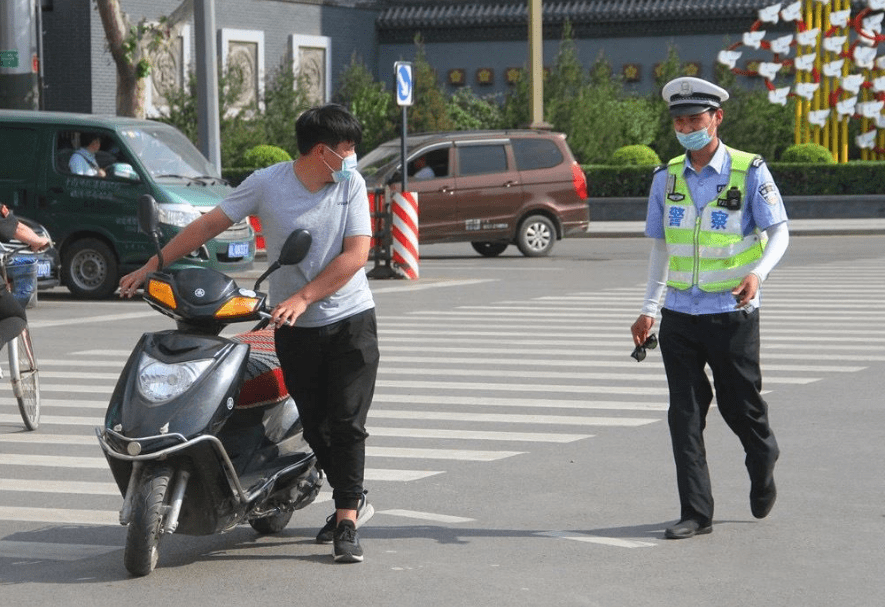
[108, 162, 140, 182]
[137, 194, 164, 270]
[252, 229, 312, 291]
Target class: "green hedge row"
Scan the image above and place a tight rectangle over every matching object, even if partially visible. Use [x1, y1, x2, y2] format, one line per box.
[583, 161, 885, 197]
[223, 162, 885, 196]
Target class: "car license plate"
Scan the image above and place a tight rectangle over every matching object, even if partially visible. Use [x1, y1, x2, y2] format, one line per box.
[228, 242, 249, 258]
[36, 261, 51, 278]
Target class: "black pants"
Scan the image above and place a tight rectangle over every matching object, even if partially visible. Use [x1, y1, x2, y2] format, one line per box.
[659, 308, 779, 525]
[275, 308, 379, 511]
[0, 288, 26, 347]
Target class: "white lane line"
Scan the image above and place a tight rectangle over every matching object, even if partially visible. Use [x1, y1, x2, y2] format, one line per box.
[380, 344, 885, 361]
[379, 355, 865, 373]
[378, 368, 817, 385]
[0, 506, 117, 526]
[0, 478, 119, 495]
[535, 530, 656, 549]
[0, 454, 443, 483]
[33, 372, 121, 380]
[376, 394, 667, 412]
[371, 279, 496, 294]
[370, 427, 592, 443]
[29, 312, 157, 329]
[0, 432, 97, 444]
[367, 447, 523, 461]
[0, 414, 104, 425]
[371, 410, 657, 426]
[378, 509, 474, 524]
[72, 350, 132, 356]
[0, 540, 120, 561]
[376, 379, 670, 395]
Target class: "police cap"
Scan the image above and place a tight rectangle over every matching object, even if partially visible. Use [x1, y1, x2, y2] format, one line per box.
[662, 77, 729, 117]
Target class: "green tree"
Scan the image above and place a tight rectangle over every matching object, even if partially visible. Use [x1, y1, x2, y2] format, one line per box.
[447, 88, 505, 131]
[335, 55, 397, 155]
[407, 36, 456, 133]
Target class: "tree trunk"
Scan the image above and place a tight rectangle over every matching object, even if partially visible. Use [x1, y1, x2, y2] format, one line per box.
[94, 0, 193, 118]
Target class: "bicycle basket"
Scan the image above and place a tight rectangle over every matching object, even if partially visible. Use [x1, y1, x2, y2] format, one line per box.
[5, 257, 38, 309]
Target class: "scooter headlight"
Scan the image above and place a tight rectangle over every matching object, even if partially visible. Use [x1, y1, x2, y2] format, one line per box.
[137, 354, 213, 403]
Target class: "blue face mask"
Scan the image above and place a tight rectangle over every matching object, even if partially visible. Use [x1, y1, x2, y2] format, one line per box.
[675, 127, 714, 151]
[324, 146, 358, 183]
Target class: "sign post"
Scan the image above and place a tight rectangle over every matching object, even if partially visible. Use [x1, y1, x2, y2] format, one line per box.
[394, 61, 413, 194]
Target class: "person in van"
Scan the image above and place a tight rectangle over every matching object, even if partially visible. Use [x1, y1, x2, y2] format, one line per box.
[411, 155, 435, 180]
[69, 133, 107, 178]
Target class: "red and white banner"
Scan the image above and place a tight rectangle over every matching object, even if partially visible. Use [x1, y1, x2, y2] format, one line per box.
[391, 191, 419, 279]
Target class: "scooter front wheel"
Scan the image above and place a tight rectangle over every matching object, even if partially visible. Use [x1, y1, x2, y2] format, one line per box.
[124, 463, 174, 576]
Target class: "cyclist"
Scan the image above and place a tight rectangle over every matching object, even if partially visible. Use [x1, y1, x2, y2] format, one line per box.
[0, 203, 50, 346]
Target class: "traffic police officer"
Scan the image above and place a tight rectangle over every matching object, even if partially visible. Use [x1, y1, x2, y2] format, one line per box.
[630, 77, 790, 539]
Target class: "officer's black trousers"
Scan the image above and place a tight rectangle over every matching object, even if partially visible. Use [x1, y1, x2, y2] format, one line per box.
[275, 309, 379, 512]
[659, 307, 779, 525]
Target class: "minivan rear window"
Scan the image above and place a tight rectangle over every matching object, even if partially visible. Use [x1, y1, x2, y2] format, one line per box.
[458, 144, 507, 176]
[512, 138, 563, 171]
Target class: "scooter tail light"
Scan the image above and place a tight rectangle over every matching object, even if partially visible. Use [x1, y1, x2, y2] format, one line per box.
[146, 279, 177, 310]
[215, 296, 260, 318]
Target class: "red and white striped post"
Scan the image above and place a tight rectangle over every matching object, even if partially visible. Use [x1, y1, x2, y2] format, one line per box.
[391, 191, 419, 279]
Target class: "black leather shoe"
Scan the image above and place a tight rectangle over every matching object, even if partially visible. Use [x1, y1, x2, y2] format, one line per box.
[664, 519, 713, 540]
[750, 477, 777, 519]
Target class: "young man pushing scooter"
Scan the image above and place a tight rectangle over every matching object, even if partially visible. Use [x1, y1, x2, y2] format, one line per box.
[120, 104, 378, 563]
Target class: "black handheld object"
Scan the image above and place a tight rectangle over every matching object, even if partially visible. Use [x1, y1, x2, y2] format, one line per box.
[631, 333, 658, 362]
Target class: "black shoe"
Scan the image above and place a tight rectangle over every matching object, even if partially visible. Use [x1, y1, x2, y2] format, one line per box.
[664, 519, 713, 540]
[750, 477, 777, 519]
[315, 491, 374, 544]
[332, 519, 364, 563]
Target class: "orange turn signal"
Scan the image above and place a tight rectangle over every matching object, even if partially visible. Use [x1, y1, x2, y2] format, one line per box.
[146, 279, 176, 310]
[215, 296, 260, 318]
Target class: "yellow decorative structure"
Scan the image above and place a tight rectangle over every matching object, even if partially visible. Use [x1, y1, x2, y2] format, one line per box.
[720, 0, 885, 162]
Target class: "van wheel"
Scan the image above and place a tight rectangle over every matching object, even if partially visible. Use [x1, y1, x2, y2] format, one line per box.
[516, 215, 556, 257]
[471, 241, 509, 257]
[62, 238, 119, 299]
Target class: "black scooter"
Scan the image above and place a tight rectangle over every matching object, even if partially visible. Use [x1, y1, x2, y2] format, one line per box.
[96, 195, 322, 576]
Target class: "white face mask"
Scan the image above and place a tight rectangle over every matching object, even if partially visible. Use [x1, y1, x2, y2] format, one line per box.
[323, 146, 358, 183]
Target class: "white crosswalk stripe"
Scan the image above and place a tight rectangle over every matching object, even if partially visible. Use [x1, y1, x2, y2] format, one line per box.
[0, 255, 881, 554]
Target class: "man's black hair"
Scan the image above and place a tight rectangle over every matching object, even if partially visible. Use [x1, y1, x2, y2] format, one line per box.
[295, 104, 363, 156]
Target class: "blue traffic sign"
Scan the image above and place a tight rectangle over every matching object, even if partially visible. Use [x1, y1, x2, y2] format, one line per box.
[395, 61, 413, 107]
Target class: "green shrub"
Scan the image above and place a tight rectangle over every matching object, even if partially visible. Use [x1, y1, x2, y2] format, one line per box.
[779, 143, 835, 163]
[610, 145, 661, 166]
[242, 144, 292, 168]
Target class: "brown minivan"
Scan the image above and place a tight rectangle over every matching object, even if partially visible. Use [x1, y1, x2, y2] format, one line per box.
[358, 130, 589, 257]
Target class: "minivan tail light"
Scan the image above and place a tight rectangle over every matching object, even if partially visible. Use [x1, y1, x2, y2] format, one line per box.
[572, 162, 588, 200]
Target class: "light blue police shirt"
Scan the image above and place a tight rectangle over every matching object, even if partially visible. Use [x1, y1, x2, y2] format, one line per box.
[69, 149, 99, 176]
[645, 142, 788, 315]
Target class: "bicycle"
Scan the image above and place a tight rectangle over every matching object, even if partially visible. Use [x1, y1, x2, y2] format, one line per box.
[0, 243, 41, 431]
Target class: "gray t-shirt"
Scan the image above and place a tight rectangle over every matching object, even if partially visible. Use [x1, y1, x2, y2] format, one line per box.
[220, 161, 374, 328]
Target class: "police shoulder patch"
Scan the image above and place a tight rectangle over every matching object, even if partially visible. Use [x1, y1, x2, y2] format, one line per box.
[751, 155, 764, 168]
[758, 181, 780, 206]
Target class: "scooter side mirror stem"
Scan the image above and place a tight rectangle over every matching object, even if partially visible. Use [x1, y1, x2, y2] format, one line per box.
[137, 194, 165, 271]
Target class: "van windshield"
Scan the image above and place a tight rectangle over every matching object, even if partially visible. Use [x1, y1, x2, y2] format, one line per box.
[120, 126, 220, 180]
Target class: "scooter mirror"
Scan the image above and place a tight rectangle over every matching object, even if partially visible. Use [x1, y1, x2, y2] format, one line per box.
[279, 229, 312, 266]
[137, 194, 160, 237]
[252, 229, 311, 291]
[137, 194, 165, 270]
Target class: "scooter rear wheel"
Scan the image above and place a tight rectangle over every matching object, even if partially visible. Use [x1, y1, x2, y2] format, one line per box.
[249, 510, 294, 534]
[124, 464, 174, 576]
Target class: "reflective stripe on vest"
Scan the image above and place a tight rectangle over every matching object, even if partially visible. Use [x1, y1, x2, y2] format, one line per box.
[663, 147, 764, 292]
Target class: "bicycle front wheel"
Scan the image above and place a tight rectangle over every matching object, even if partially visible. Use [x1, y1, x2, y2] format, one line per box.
[10, 327, 40, 431]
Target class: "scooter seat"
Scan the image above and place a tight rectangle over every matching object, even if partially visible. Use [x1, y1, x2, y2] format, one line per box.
[230, 329, 289, 409]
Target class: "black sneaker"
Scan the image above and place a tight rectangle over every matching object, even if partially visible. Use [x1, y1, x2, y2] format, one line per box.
[332, 519, 363, 563]
[315, 491, 374, 544]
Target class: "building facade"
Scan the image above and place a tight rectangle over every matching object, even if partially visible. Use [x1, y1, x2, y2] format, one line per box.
[33, 0, 790, 116]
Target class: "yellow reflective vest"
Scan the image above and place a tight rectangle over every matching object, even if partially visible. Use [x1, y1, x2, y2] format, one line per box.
[663, 147, 764, 292]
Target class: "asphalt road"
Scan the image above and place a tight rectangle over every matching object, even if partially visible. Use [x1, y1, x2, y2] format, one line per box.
[0, 234, 883, 606]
